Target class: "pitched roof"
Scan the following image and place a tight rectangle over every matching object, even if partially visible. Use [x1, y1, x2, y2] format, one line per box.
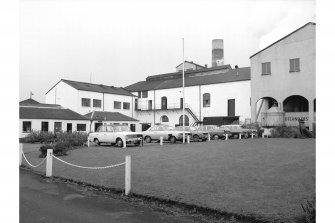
[46, 79, 136, 97]
[125, 67, 250, 92]
[175, 61, 206, 69]
[20, 107, 89, 120]
[19, 98, 62, 108]
[84, 111, 138, 122]
[250, 22, 316, 59]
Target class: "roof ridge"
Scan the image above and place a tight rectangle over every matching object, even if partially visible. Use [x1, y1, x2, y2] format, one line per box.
[62, 79, 119, 89]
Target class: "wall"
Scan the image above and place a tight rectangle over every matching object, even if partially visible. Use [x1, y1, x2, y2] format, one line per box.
[250, 24, 316, 127]
[45, 81, 78, 110]
[19, 119, 90, 138]
[103, 93, 134, 117]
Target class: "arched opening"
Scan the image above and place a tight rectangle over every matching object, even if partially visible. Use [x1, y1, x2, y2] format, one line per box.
[255, 97, 278, 122]
[283, 95, 309, 112]
[161, 115, 169, 123]
[161, 96, 167, 110]
[203, 93, 210, 107]
[179, 115, 189, 126]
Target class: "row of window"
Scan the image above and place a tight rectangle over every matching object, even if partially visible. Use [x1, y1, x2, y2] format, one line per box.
[22, 121, 87, 133]
[81, 98, 130, 110]
[261, 58, 300, 75]
[138, 91, 148, 98]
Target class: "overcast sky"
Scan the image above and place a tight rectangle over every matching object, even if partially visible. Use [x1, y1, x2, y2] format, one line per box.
[20, 0, 315, 102]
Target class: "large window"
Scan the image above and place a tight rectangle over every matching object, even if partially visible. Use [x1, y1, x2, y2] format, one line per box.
[81, 98, 91, 107]
[161, 115, 169, 122]
[77, 124, 86, 131]
[289, 58, 300, 72]
[179, 115, 189, 126]
[142, 91, 148, 98]
[41, 122, 49, 132]
[114, 101, 121, 109]
[123, 102, 130, 110]
[261, 62, 271, 75]
[22, 121, 31, 133]
[93, 99, 102, 108]
[203, 93, 210, 107]
[54, 122, 62, 132]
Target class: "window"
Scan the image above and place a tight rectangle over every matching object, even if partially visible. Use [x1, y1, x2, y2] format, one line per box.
[54, 122, 62, 132]
[161, 97, 167, 110]
[22, 121, 31, 133]
[77, 124, 86, 131]
[114, 101, 121, 109]
[261, 62, 271, 75]
[142, 91, 148, 98]
[81, 98, 91, 107]
[41, 122, 49, 132]
[93, 99, 102, 108]
[203, 93, 210, 107]
[138, 91, 141, 98]
[228, 99, 235, 116]
[179, 115, 189, 126]
[161, 115, 169, 122]
[290, 58, 300, 72]
[123, 102, 130, 110]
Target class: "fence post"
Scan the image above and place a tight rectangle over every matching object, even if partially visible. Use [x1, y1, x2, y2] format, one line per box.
[208, 133, 211, 142]
[160, 136, 163, 146]
[46, 149, 53, 177]
[19, 144, 23, 166]
[225, 134, 228, 140]
[125, 155, 131, 196]
[187, 135, 190, 144]
[251, 133, 254, 139]
[123, 136, 126, 148]
[239, 133, 242, 140]
[87, 136, 90, 147]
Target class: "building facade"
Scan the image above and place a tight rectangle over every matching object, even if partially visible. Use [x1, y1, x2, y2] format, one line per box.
[250, 22, 316, 128]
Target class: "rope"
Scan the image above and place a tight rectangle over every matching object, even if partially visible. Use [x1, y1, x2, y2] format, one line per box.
[51, 155, 125, 169]
[22, 152, 46, 168]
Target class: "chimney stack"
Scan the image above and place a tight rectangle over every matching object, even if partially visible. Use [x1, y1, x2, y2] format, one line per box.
[212, 39, 224, 67]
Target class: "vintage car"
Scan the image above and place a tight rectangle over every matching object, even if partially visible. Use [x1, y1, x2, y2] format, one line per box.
[197, 125, 230, 140]
[174, 126, 208, 142]
[219, 124, 252, 139]
[89, 124, 143, 147]
[142, 124, 192, 143]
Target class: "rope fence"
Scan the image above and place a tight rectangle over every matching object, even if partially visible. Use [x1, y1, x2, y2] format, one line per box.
[19, 144, 131, 195]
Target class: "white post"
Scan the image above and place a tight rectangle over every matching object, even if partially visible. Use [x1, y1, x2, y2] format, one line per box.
[46, 149, 53, 177]
[19, 144, 23, 166]
[160, 136, 163, 146]
[208, 133, 211, 142]
[251, 133, 254, 139]
[123, 136, 126, 148]
[125, 155, 131, 196]
[87, 136, 89, 147]
[262, 132, 265, 138]
[187, 135, 190, 144]
[225, 134, 228, 140]
[239, 133, 242, 140]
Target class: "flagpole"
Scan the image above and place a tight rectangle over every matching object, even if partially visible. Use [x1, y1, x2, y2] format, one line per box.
[182, 38, 185, 144]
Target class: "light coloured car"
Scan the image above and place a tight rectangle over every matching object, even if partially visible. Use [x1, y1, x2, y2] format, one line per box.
[174, 126, 208, 142]
[219, 125, 250, 139]
[197, 125, 229, 140]
[143, 124, 192, 143]
[89, 125, 143, 147]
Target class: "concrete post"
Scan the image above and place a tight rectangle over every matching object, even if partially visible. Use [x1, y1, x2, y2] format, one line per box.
[125, 156, 131, 196]
[239, 133, 242, 140]
[187, 135, 190, 144]
[46, 149, 53, 177]
[19, 144, 23, 166]
[251, 133, 254, 139]
[87, 137, 89, 147]
[225, 134, 228, 140]
[123, 136, 126, 148]
[208, 133, 211, 142]
[160, 136, 163, 145]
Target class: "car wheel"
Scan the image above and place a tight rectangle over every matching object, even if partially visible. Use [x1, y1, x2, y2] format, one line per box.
[145, 136, 152, 143]
[116, 138, 124, 147]
[94, 138, 100, 146]
[213, 135, 219, 140]
[193, 135, 200, 142]
[169, 136, 177, 143]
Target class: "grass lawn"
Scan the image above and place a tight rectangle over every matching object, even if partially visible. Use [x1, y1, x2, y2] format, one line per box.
[22, 138, 315, 222]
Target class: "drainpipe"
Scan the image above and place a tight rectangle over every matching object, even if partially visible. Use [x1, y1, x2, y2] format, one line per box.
[154, 90, 156, 125]
[199, 85, 201, 123]
[102, 92, 105, 111]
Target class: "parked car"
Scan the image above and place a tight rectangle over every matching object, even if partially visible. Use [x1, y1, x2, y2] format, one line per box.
[219, 125, 250, 139]
[197, 125, 230, 140]
[174, 126, 209, 142]
[142, 124, 192, 143]
[89, 124, 143, 147]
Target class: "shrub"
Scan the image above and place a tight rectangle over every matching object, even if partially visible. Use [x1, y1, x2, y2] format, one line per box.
[271, 125, 303, 138]
[301, 198, 316, 223]
[39, 142, 70, 157]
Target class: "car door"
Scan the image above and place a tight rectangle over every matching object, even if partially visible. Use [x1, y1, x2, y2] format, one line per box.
[97, 126, 107, 142]
[157, 126, 169, 140]
[105, 126, 115, 143]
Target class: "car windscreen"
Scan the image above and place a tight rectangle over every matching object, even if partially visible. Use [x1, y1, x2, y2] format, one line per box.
[113, 125, 131, 132]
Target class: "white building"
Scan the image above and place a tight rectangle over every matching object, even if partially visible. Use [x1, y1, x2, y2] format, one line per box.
[19, 99, 90, 138]
[125, 65, 251, 130]
[45, 79, 137, 118]
[250, 22, 316, 129]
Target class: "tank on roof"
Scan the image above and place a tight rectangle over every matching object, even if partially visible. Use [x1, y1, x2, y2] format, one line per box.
[212, 39, 224, 67]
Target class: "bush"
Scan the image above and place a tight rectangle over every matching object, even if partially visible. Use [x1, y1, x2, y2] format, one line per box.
[271, 125, 303, 138]
[23, 131, 56, 143]
[301, 198, 316, 223]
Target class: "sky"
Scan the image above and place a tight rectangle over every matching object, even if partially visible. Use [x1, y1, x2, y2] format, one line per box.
[19, 0, 315, 102]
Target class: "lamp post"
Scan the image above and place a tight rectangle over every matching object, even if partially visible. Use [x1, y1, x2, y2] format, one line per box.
[182, 38, 185, 144]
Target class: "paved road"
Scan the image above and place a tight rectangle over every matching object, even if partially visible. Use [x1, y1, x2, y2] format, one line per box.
[20, 169, 200, 223]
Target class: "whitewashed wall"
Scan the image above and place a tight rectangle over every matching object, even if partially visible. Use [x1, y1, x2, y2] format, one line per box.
[45, 81, 78, 110]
